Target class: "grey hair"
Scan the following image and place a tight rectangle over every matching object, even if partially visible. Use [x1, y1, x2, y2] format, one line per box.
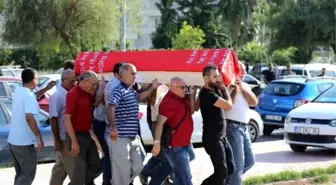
[170, 76, 185, 85]
[61, 69, 75, 80]
[119, 63, 136, 75]
[79, 70, 98, 81]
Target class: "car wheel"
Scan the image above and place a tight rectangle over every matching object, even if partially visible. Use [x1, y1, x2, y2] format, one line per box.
[263, 126, 274, 136]
[290, 144, 307, 153]
[248, 120, 259, 142]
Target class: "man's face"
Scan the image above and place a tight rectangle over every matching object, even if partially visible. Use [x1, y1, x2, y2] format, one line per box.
[121, 66, 137, 87]
[170, 81, 186, 98]
[205, 69, 221, 89]
[322, 68, 326, 74]
[62, 75, 77, 91]
[269, 64, 273, 71]
[32, 74, 38, 88]
[80, 76, 98, 93]
[287, 66, 291, 71]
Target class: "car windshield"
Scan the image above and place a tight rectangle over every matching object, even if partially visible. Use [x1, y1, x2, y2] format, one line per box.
[309, 70, 336, 77]
[263, 82, 305, 96]
[313, 85, 336, 103]
[38, 77, 49, 86]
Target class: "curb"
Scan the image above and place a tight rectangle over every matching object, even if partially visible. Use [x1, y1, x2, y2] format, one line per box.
[264, 175, 336, 185]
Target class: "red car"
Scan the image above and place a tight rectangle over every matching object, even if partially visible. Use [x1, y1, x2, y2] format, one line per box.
[0, 76, 51, 112]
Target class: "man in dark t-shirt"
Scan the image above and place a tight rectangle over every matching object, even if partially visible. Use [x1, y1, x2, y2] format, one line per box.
[199, 65, 236, 185]
[262, 63, 276, 84]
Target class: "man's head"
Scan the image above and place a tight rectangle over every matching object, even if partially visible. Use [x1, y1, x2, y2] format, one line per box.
[119, 63, 137, 87]
[321, 68, 326, 75]
[113, 62, 125, 79]
[287, 64, 291, 71]
[169, 77, 186, 98]
[238, 61, 247, 80]
[21, 68, 38, 89]
[63, 60, 75, 70]
[268, 63, 273, 71]
[202, 65, 221, 89]
[78, 70, 98, 93]
[61, 69, 77, 91]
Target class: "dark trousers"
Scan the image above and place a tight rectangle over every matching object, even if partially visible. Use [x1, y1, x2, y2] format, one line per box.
[201, 137, 235, 185]
[9, 144, 37, 185]
[67, 132, 100, 185]
[93, 119, 111, 185]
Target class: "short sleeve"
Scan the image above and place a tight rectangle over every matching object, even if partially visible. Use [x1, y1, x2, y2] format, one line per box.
[65, 91, 76, 115]
[109, 87, 123, 107]
[200, 90, 220, 107]
[158, 97, 176, 118]
[49, 94, 58, 118]
[24, 93, 39, 115]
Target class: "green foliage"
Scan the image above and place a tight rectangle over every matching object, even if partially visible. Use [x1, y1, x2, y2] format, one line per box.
[37, 48, 73, 70]
[172, 22, 205, 50]
[270, 46, 298, 65]
[313, 175, 331, 184]
[0, 49, 13, 65]
[237, 41, 267, 64]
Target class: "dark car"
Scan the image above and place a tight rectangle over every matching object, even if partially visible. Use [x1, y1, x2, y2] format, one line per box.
[243, 74, 266, 97]
[0, 97, 55, 164]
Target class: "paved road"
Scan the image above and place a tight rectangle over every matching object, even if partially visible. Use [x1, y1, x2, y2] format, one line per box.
[0, 131, 335, 185]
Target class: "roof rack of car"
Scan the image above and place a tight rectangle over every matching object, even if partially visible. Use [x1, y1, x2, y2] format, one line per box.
[306, 76, 336, 82]
[278, 75, 307, 79]
[0, 65, 22, 70]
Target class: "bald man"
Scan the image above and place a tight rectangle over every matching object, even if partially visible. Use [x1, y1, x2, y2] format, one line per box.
[152, 77, 197, 185]
[49, 69, 77, 185]
[225, 62, 258, 185]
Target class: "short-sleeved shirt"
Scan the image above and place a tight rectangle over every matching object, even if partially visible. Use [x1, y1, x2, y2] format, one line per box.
[199, 87, 226, 141]
[109, 82, 140, 138]
[49, 85, 67, 140]
[66, 85, 94, 132]
[94, 104, 106, 122]
[159, 91, 194, 147]
[105, 77, 121, 106]
[8, 87, 40, 146]
[262, 70, 276, 83]
[225, 82, 251, 124]
[282, 70, 296, 76]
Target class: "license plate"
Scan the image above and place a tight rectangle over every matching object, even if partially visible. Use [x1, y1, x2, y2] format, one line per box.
[294, 127, 319, 135]
[265, 115, 282, 121]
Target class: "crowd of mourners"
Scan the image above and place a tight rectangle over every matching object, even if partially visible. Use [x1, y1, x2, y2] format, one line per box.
[7, 59, 259, 185]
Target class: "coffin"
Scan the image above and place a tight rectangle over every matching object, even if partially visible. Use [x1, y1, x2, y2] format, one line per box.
[74, 49, 241, 86]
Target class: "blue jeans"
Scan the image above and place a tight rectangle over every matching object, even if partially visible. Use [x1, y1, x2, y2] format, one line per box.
[93, 119, 111, 185]
[165, 146, 193, 185]
[226, 123, 255, 185]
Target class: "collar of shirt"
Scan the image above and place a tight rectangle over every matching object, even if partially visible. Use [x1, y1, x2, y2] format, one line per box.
[58, 84, 68, 95]
[120, 82, 132, 89]
[166, 91, 187, 103]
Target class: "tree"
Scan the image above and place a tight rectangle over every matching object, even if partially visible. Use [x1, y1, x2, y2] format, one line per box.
[237, 41, 268, 64]
[151, 0, 178, 49]
[270, 46, 298, 65]
[2, 0, 141, 56]
[175, 0, 230, 48]
[172, 22, 205, 50]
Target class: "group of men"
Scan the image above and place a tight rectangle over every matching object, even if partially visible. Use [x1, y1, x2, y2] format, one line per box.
[8, 59, 258, 185]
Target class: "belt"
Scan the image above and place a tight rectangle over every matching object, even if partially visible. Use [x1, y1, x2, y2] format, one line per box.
[227, 119, 247, 126]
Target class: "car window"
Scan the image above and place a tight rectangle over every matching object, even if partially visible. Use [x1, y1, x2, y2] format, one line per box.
[313, 85, 336, 103]
[318, 83, 333, 93]
[13, 70, 23, 77]
[304, 70, 308, 76]
[264, 82, 305, 96]
[0, 106, 8, 125]
[6, 81, 22, 93]
[1, 71, 14, 77]
[309, 70, 336, 77]
[292, 69, 303, 75]
[38, 77, 49, 86]
[243, 75, 258, 85]
[0, 82, 7, 96]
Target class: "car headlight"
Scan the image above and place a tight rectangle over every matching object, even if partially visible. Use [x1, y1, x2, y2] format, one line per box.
[285, 116, 292, 124]
[329, 119, 336, 127]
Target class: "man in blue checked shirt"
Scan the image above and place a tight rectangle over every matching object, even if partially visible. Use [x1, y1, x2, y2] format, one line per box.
[106, 63, 159, 185]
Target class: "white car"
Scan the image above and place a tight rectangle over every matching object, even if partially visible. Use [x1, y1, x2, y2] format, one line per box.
[139, 103, 264, 146]
[38, 74, 61, 96]
[284, 84, 336, 152]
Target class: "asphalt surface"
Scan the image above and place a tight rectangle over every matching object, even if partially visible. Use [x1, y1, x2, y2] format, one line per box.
[0, 130, 335, 185]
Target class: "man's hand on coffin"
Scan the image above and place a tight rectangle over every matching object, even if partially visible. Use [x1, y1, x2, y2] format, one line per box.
[228, 84, 239, 92]
[150, 78, 160, 90]
[235, 78, 243, 90]
[189, 85, 197, 95]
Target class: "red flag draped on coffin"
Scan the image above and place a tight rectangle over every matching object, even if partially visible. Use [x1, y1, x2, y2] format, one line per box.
[74, 48, 241, 85]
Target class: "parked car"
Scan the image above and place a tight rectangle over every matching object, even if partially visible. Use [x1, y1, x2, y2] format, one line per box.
[255, 76, 336, 136]
[0, 65, 23, 77]
[139, 103, 264, 145]
[284, 84, 336, 152]
[0, 76, 51, 112]
[0, 97, 55, 164]
[38, 74, 61, 96]
[279, 63, 336, 78]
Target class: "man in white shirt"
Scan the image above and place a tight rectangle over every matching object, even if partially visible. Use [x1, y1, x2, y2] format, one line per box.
[225, 62, 258, 185]
[49, 69, 77, 185]
[8, 68, 44, 185]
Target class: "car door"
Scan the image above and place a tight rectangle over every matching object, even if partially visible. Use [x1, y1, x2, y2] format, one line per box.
[0, 101, 12, 164]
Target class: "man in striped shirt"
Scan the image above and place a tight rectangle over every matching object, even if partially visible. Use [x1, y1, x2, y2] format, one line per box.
[106, 63, 159, 185]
